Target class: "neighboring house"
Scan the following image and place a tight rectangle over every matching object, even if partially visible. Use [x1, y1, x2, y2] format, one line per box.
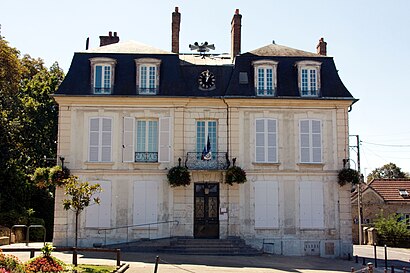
[352, 179, 410, 244]
[53, 8, 356, 257]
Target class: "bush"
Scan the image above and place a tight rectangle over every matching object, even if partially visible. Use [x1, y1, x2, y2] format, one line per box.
[0, 250, 26, 273]
[374, 212, 410, 247]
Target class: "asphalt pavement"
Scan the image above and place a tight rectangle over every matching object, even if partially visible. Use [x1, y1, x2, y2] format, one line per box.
[2, 243, 410, 273]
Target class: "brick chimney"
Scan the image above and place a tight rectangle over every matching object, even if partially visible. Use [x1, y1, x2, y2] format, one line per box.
[99, 31, 120, 47]
[171, 7, 181, 54]
[316, 37, 327, 56]
[231, 9, 242, 60]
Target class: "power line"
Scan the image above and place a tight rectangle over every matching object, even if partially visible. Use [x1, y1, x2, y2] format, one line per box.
[361, 141, 410, 148]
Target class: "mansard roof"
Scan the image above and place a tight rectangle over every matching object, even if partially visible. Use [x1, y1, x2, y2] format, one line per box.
[56, 41, 355, 100]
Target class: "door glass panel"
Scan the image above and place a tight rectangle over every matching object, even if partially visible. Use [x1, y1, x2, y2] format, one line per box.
[195, 197, 205, 218]
[208, 197, 218, 218]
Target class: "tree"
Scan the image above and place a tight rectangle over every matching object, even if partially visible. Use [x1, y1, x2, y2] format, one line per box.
[62, 176, 101, 247]
[374, 212, 410, 246]
[0, 38, 64, 240]
[367, 162, 409, 182]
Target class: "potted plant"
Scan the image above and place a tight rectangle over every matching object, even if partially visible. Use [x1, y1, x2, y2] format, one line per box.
[338, 168, 360, 186]
[167, 158, 191, 187]
[225, 158, 247, 186]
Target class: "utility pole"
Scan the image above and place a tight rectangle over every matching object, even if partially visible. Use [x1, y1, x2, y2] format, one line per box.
[350, 135, 362, 245]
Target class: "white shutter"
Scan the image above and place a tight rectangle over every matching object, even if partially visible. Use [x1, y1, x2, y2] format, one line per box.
[311, 182, 324, 228]
[101, 118, 112, 162]
[85, 181, 112, 228]
[255, 181, 279, 228]
[299, 182, 312, 228]
[89, 118, 100, 162]
[300, 120, 310, 163]
[123, 117, 135, 162]
[311, 120, 322, 163]
[300, 181, 324, 228]
[158, 117, 171, 162]
[133, 182, 146, 225]
[267, 119, 277, 162]
[146, 181, 158, 224]
[255, 119, 265, 162]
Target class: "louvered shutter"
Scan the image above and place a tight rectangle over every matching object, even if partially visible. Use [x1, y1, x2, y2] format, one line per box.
[146, 181, 158, 225]
[311, 120, 322, 163]
[254, 181, 267, 227]
[98, 181, 112, 228]
[101, 118, 112, 162]
[300, 120, 310, 163]
[311, 182, 324, 228]
[89, 118, 100, 162]
[255, 181, 279, 228]
[123, 117, 135, 162]
[255, 119, 265, 162]
[158, 117, 171, 162]
[133, 181, 158, 225]
[133, 182, 146, 225]
[267, 119, 277, 162]
[299, 182, 312, 228]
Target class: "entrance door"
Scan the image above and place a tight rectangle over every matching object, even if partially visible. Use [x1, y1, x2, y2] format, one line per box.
[194, 183, 219, 238]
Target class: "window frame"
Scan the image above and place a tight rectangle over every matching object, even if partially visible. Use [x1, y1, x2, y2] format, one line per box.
[135, 119, 159, 162]
[89, 57, 116, 94]
[255, 118, 278, 163]
[196, 120, 218, 156]
[299, 119, 322, 164]
[252, 60, 278, 96]
[296, 60, 321, 97]
[135, 58, 161, 95]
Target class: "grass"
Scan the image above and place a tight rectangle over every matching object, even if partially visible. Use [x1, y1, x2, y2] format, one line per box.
[74, 264, 116, 273]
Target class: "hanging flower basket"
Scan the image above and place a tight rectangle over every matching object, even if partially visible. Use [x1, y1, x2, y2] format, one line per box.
[225, 159, 247, 185]
[167, 158, 191, 187]
[48, 166, 70, 186]
[338, 168, 360, 186]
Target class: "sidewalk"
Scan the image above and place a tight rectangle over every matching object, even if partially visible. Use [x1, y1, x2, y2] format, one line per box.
[0, 243, 398, 273]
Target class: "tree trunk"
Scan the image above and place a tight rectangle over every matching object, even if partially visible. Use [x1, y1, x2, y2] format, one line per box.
[75, 210, 79, 247]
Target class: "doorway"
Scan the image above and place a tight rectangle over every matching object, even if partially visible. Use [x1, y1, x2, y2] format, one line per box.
[194, 183, 219, 238]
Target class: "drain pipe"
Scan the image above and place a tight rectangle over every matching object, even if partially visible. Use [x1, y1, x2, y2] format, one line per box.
[222, 98, 230, 238]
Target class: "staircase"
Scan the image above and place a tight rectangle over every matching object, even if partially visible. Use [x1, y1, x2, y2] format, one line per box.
[111, 237, 262, 256]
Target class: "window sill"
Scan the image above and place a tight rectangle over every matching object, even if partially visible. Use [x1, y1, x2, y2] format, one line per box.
[84, 162, 115, 169]
[252, 162, 280, 171]
[297, 163, 324, 171]
[254, 227, 280, 230]
[131, 162, 161, 169]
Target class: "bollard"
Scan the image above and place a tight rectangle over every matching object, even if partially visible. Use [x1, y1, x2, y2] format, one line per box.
[384, 269, 387, 273]
[373, 243, 377, 268]
[116, 249, 121, 267]
[384, 245, 388, 270]
[30, 250, 35, 258]
[348, 253, 351, 261]
[153, 256, 160, 273]
[351, 267, 354, 272]
[367, 262, 374, 273]
[362, 257, 366, 266]
[355, 255, 359, 263]
[392, 265, 395, 273]
[403, 267, 407, 273]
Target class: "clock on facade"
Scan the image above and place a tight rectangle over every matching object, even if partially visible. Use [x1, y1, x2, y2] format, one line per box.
[198, 70, 216, 90]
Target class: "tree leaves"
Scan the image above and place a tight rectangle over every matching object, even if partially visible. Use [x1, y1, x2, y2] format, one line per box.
[367, 162, 409, 182]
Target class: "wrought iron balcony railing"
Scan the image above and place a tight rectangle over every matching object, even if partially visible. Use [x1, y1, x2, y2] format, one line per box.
[185, 152, 230, 170]
[137, 88, 158, 95]
[135, 152, 158, 163]
[93, 87, 112, 94]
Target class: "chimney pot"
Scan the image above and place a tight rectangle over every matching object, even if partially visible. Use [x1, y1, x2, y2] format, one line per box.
[99, 32, 120, 47]
[114, 32, 117, 37]
[109, 31, 112, 37]
[317, 37, 327, 56]
[235, 9, 239, 15]
[171, 7, 181, 53]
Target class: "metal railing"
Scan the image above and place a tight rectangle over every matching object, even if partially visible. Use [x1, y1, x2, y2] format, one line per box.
[10, 224, 46, 246]
[185, 152, 230, 170]
[97, 220, 179, 246]
[135, 152, 158, 162]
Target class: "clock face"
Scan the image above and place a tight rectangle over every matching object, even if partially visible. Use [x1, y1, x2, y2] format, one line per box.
[198, 70, 216, 90]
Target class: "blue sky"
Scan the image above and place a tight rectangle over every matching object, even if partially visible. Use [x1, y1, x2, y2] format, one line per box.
[3, 0, 410, 177]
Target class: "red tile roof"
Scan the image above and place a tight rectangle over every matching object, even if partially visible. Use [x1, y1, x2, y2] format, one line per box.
[366, 179, 410, 202]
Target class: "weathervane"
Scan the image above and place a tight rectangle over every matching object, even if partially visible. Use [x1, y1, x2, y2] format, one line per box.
[189, 41, 215, 58]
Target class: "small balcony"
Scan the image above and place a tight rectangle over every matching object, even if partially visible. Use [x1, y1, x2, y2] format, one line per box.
[185, 152, 230, 170]
[135, 152, 158, 163]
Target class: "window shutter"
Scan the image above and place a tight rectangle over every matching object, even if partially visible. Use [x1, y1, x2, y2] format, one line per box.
[299, 181, 324, 228]
[300, 120, 310, 163]
[254, 181, 267, 228]
[146, 181, 158, 224]
[158, 117, 171, 162]
[123, 117, 135, 162]
[89, 118, 100, 162]
[311, 120, 322, 163]
[85, 181, 111, 228]
[101, 118, 112, 162]
[133, 181, 146, 225]
[255, 181, 279, 228]
[299, 182, 312, 228]
[255, 119, 265, 162]
[311, 182, 324, 228]
[267, 119, 277, 162]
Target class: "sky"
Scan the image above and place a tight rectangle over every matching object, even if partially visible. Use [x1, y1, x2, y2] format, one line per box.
[2, 0, 410, 177]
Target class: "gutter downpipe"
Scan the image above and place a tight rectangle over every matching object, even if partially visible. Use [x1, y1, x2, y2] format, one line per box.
[222, 98, 230, 238]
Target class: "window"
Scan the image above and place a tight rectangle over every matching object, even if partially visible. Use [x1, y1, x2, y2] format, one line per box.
[255, 118, 277, 163]
[254, 181, 279, 228]
[136, 120, 158, 162]
[299, 119, 322, 163]
[133, 181, 158, 225]
[89, 117, 112, 162]
[85, 181, 111, 228]
[296, 61, 321, 97]
[122, 117, 171, 163]
[135, 58, 161, 95]
[252, 60, 278, 96]
[397, 213, 410, 229]
[299, 181, 324, 228]
[196, 121, 217, 158]
[90, 58, 116, 94]
[399, 189, 409, 197]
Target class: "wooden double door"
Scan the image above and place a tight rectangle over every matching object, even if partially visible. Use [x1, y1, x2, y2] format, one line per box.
[194, 183, 219, 238]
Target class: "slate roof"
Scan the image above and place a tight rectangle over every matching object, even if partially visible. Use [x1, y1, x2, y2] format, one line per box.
[364, 179, 410, 202]
[56, 41, 355, 100]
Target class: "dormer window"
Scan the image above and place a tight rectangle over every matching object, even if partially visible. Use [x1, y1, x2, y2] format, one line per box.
[90, 57, 116, 94]
[252, 60, 278, 96]
[296, 61, 321, 97]
[135, 58, 161, 95]
[399, 189, 409, 197]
